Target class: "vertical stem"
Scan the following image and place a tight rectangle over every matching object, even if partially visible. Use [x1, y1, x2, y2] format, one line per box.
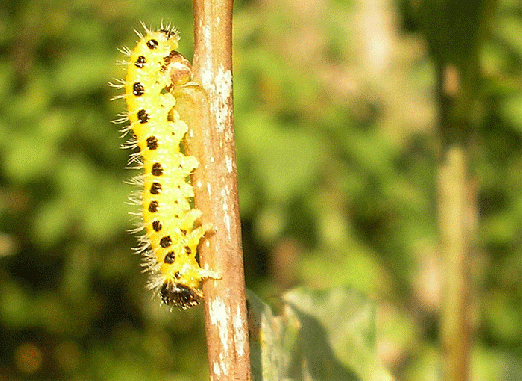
[438, 146, 472, 381]
[436, 64, 474, 381]
[425, 3, 496, 378]
[189, 0, 251, 380]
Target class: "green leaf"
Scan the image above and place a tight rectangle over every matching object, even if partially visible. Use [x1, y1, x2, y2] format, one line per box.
[247, 290, 301, 381]
[283, 288, 391, 381]
[248, 288, 392, 381]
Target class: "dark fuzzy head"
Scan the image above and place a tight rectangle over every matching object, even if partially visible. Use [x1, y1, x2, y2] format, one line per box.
[160, 281, 202, 309]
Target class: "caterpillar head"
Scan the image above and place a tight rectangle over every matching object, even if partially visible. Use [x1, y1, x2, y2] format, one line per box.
[160, 281, 203, 309]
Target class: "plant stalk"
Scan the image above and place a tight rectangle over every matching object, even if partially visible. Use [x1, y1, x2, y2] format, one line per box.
[189, 0, 251, 379]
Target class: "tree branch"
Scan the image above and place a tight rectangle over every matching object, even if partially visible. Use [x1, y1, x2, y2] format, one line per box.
[189, 0, 251, 379]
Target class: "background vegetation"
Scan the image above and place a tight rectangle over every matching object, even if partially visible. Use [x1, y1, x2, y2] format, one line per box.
[0, 0, 521, 379]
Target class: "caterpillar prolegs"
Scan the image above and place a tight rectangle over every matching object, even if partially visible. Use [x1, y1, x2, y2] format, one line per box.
[115, 24, 219, 309]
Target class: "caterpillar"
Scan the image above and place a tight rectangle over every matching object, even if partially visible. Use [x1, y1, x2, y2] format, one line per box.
[114, 24, 219, 309]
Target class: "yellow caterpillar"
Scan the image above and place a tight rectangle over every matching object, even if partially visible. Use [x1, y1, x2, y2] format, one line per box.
[115, 24, 218, 309]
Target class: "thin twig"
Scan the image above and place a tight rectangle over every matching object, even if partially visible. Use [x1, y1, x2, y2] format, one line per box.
[436, 62, 475, 381]
[188, 0, 252, 380]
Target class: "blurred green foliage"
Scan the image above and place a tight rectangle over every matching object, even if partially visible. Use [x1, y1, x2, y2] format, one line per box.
[0, 0, 521, 379]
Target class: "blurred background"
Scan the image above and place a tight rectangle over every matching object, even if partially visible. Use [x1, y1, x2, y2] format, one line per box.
[0, 0, 521, 379]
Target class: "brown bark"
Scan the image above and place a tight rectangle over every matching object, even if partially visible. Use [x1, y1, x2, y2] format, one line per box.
[189, 0, 251, 379]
